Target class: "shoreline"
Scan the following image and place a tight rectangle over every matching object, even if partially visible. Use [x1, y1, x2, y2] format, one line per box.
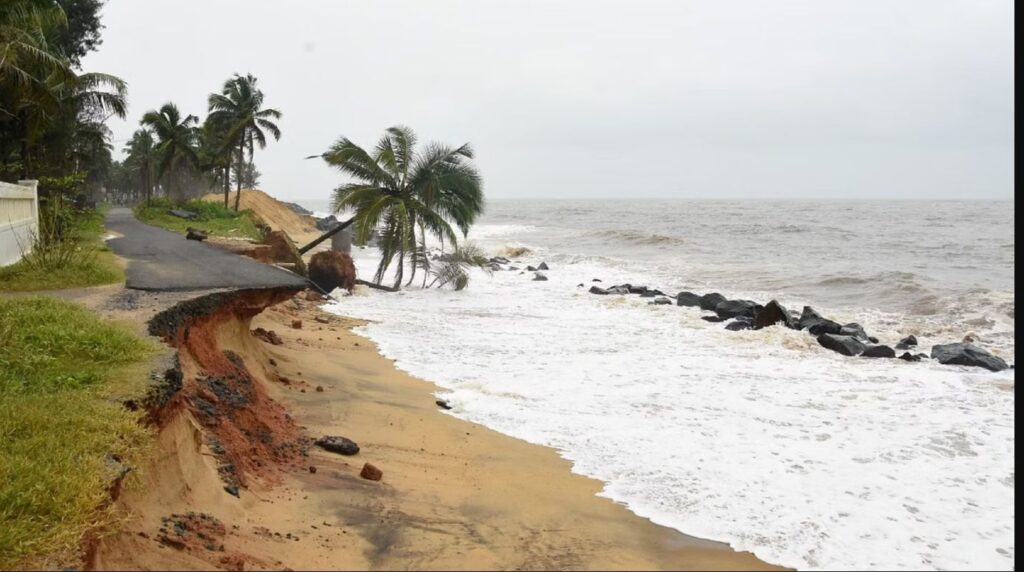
[92, 288, 783, 570]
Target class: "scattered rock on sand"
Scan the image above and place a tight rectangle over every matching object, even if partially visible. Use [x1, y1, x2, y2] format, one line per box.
[930, 343, 1009, 372]
[532, 272, 548, 281]
[538, 262, 549, 270]
[360, 463, 383, 481]
[314, 436, 360, 456]
[861, 345, 896, 358]
[895, 335, 918, 350]
[304, 290, 324, 302]
[676, 291, 702, 307]
[754, 299, 794, 329]
[436, 399, 453, 410]
[252, 328, 284, 345]
[817, 333, 867, 356]
[526, 265, 537, 271]
[291, 319, 302, 329]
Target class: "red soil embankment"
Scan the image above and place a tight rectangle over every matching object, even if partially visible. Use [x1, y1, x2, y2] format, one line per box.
[146, 288, 307, 487]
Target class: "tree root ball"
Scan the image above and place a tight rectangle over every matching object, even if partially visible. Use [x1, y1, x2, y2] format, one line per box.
[309, 251, 357, 294]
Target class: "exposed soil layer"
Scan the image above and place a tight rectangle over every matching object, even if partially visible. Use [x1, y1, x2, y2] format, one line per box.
[146, 287, 306, 487]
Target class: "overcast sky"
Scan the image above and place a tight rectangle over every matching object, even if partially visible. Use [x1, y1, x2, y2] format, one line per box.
[83, 0, 1015, 201]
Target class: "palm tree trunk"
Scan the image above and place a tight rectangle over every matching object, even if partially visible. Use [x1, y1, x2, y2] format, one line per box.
[222, 159, 230, 208]
[234, 141, 244, 211]
[393, 249, 405, 290]
[247, 136, 255, 188]
[297, 216, 356, 254]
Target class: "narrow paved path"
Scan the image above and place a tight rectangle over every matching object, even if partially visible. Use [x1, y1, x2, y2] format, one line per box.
[105, 208, 307, 292]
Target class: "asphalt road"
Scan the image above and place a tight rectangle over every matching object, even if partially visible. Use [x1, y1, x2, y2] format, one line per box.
[105, 208, 308, 292]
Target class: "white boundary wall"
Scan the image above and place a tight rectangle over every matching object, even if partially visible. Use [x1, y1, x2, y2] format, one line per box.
[0, 180, 39, 267]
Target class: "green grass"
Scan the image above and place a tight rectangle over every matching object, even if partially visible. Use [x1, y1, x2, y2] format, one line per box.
[0, 297, 155, 568]
[0, 207, 124, 292]
[134, 198, 262, 240]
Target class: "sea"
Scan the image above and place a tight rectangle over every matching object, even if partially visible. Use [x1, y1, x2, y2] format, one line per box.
[303, 198, 1015, 571]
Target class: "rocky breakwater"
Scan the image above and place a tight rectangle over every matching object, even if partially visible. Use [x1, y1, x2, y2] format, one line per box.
[585, 283, 1011, 373]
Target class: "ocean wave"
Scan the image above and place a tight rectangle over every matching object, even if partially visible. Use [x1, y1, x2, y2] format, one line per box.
[585, 229, 685, 247]
[325, 266, 1016, 571]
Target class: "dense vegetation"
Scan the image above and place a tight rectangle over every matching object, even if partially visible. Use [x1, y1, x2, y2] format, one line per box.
[0, 297, 154, 568]
[0, 0, 125, 201]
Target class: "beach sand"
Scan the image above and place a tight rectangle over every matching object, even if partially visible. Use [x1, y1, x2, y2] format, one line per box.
[90, 291, 783, 570]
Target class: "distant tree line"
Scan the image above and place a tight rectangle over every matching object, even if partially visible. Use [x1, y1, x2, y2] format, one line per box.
[1, 1, 281, 209]
[110, 73, 280, 209]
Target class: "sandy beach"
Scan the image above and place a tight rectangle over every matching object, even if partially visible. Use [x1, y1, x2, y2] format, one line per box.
[86, 288, 781, 571]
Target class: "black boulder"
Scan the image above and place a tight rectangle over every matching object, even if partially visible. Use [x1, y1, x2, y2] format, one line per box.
[817, 334, 867, 356]
[931, 343, 1009, 372]
[676, 291, 702, 307]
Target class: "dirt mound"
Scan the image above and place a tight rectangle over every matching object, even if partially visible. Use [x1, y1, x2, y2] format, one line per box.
[202, 189, 321, 244]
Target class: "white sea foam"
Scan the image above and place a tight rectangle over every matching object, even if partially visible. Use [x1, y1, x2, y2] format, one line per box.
[318, 200, 1016, 570]
[326, 244, 1015, 571]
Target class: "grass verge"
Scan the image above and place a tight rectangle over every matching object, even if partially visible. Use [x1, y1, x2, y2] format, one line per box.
[0, 297, 156, 568]
[0, 207, 123, 292]
[134, 198, 262, 240]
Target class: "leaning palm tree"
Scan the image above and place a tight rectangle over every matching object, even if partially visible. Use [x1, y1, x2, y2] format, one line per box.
[207, 73, 281, 210]
[140, 103, 198, 201]
[323, 125, 484, 289]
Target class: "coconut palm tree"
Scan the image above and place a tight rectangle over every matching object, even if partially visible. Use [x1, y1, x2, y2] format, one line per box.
[207, 73, 281, 210]
[0, 0, 69, 89]
[200, 113, 233, 207]
[323, 125, 484, 289]
[140, 102, 198, 201]
[123, 128, 156, 203]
